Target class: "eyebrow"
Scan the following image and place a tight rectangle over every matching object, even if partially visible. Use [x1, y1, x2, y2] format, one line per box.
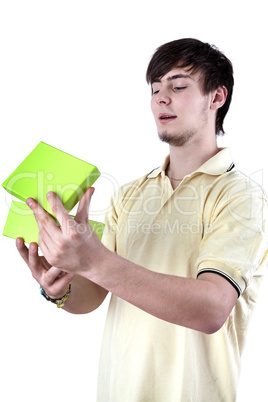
[152, 74, 193, 84]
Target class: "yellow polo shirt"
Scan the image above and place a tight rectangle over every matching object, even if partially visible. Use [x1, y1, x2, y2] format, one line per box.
[97, 148, 268, 402]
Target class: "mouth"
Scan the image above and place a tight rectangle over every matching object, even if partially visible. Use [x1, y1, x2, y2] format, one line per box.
[158, 113, 177, 122]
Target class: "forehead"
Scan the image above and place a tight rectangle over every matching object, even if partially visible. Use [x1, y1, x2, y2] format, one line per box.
[152, 67, 201, 85]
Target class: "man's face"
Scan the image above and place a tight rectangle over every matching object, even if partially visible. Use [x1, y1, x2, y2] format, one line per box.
[150, 67, 212, 147]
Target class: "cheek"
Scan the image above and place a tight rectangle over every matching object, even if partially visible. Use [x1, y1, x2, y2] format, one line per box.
[184, 94, 209, 114]
[174, 93, 195, 112]
[150, 100, 158, 119]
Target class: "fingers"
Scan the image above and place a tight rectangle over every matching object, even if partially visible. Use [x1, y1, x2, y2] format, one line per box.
[28, 242, 40, 269]
[45, 192, 72, 231]
[26, 196, 61, 233]
[16, 237, 31, 264]
[16, 238, 40, 269]
[16, 238, 46, 279]
[26, 197, 61, 255]
[45, 267, 74, 287]
[16, 237, 74, 299]
[27, 189, 95, 236]
[75, 187, 95, 224]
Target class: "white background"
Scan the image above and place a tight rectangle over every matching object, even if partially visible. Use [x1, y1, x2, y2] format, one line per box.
[0, 1, 267, 401]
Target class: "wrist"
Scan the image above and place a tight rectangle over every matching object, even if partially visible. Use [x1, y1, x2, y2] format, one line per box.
[80, 245, 112, 283]
[40, 284, 72, 308]
[45, 286, 70, 300]
[88, 251, 123, 289]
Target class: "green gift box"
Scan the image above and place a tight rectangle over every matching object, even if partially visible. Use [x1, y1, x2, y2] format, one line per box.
[2, 142, 104, 243]
[2, 141, 100, 215]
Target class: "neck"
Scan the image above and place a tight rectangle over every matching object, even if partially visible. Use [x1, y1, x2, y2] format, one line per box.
[167, 136, 219, 182]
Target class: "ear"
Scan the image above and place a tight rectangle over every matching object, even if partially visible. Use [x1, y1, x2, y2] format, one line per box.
[210, 86, 228, 110]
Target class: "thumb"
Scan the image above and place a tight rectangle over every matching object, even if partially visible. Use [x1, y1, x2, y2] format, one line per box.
[75, 187, 95, 224]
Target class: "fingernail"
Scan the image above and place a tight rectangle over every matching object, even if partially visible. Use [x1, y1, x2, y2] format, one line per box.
[26, 198, 33, 207]
[47, 192, 52, 198]
[16, 238, 23, 246]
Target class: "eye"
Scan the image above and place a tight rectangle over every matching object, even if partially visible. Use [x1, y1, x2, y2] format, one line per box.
[151, 86, 160, 95]
[174, 86, 186, 92]
[151, 83, 161, 95]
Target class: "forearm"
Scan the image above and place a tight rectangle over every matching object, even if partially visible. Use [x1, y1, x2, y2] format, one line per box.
[62, 275, 108, 315]
[88, 253, 226, 334]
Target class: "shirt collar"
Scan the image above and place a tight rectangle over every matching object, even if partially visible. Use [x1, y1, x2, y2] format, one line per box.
[147, 148, 234, 179]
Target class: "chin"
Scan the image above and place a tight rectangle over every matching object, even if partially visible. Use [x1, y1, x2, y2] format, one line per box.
[158, 130, 194, 147]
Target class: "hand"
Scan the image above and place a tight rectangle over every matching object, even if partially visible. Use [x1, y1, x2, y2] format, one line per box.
[16, 239, 74, 299]
[24, 187, 107, 277]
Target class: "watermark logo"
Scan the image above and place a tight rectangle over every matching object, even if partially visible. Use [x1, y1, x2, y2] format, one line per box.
[3, 168, 267, 236]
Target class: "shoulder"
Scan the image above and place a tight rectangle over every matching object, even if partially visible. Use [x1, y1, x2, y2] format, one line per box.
[203, 168, 268, 233]
[110, 170, 156, 210]
[207, 167, 267, 203]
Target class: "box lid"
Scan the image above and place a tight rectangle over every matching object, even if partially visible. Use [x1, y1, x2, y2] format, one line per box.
[2, 142, 100, 215]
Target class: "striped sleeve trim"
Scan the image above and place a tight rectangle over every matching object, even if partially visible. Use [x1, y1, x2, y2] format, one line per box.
[197, 268, 241, 297]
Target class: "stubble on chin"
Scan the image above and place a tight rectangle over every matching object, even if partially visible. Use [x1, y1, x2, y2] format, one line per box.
[158, 130, 195, 147]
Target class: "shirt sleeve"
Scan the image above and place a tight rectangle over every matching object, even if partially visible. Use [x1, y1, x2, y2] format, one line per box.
[101, 194, 118, 253]
[101, 177, 146, 254]
[196, 186, 268, 296]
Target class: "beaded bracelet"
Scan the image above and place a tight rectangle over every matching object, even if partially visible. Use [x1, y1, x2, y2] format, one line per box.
[40, 284, 72, 308]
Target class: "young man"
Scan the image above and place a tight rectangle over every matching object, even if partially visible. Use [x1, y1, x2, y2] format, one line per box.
[17, 39, 268, 401]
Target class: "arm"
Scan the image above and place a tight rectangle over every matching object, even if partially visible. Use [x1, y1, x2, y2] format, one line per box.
[88, 253, 238, 334]
[62, 275, 108, 314]
[23, 189, 238, 333]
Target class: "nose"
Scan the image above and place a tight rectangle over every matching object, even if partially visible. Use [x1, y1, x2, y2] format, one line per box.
[155, 89, 171, 105]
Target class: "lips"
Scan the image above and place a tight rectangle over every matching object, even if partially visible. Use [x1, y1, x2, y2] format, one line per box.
[158, 113, 177, 122]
